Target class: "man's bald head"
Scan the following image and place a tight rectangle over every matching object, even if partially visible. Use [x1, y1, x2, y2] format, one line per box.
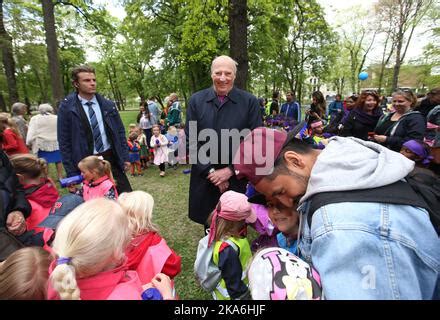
[211, 55, 237, 76]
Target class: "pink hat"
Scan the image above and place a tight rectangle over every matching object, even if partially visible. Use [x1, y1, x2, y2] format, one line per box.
[233, 127, 288, 186]
[310, 121, 323, 129]
[208, 191, 257, 247]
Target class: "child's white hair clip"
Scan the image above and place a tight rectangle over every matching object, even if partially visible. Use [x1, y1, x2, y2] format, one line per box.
[97, 156, 104, 160]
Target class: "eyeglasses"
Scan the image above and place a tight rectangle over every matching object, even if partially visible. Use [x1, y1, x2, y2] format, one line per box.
[362, 90, 378, 95]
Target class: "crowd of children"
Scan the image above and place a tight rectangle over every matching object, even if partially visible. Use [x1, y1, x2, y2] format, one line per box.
[127, 120, 182, 177]
[0, 191, 181, 300]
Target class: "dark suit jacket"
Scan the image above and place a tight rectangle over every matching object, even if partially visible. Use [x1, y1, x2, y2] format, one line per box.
[185, 87, 262, 225]
[57, 93, 129, 177]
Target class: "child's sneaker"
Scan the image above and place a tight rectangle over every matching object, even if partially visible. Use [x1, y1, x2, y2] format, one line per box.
[160, 171, 165, 177]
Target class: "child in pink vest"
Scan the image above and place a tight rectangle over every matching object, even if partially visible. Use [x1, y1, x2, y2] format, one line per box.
[118, 191, 181, 284]
[69, 155, 118, 200]
[10, 154, 59, 235]
[47, 198, 175, 300]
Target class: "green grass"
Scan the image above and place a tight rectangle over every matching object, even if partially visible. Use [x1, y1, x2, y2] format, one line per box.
[49, 110, 211, 299]
[126, 163, 211, 300]
[119, 111, 211, 299]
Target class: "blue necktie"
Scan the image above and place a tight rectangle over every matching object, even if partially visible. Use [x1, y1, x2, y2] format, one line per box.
[85, 101, 104, 153]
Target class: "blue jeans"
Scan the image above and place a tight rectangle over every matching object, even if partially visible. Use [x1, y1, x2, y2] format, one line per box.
[298, 201, 440, 299]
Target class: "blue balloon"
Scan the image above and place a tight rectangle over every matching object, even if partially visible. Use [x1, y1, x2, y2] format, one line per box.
[358, 71, 368, 81]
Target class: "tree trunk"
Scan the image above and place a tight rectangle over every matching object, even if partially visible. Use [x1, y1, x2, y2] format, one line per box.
[392, 30, 403, 92]
[377, 19, 394, 95]
[33, 68, 48, 102]
[41, 0, 64, 110]
[0, 92, 6, 111]
[228, 0, 248, 90]
[110, 62, 124, 110]
[0, 0, 19, 105]
[105, 64, 120, 110]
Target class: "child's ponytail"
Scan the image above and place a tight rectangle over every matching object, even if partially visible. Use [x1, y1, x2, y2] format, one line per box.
[10, 154, 48, 179]
[37, 157, 49, 177]
[78, 156, 116, 185]
[50, 199, 130, 300]
[102, 159, 116, 186]
[50, 262, 80, 300]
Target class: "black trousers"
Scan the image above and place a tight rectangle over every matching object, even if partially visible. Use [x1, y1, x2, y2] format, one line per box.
[101, 150, 132, 194]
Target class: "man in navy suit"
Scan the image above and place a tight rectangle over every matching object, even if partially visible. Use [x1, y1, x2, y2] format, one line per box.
[57, 65, 132, 193]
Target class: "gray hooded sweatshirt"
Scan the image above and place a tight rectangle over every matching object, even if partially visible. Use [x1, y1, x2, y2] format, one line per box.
[300, 136, 415, 204]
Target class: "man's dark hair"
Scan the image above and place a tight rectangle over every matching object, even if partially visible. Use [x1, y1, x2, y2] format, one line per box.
[71, 65, 95, 83]
[272, 91, 279, 99]
[266, 135, 313, 181]
[427, 87, 440, 96]
[349, 94, 358, 102]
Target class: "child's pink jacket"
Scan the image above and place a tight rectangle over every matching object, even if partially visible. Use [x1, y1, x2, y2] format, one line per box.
[82, 175, 118, 201]
[125, 232, 181, 284]
[23, 178, 59, 233]
[47, 262, 143, 300]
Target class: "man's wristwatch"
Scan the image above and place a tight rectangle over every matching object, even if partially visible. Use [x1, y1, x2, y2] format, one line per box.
[208, 168, 215, 174]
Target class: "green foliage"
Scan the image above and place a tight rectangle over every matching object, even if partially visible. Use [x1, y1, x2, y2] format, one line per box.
[2, 0, 435, 109]
[247, 0, 336, 101]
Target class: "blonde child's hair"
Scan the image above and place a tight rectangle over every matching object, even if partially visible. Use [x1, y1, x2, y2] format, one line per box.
[0, 247, 52, 300]
[10, 153, 48, 179]
[0, 114, 22, 138]
[49, 198, 131, 300]
[167, 126, 177, 136]
[118, 191, 159, 237]
[78, 155, 115, 184]
[135, 126, 143, 135]
[128, 123, 137, 132]
[207, 206, 246, 243]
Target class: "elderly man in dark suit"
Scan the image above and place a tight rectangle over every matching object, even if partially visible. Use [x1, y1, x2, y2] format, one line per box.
[185, 56, 262, 232]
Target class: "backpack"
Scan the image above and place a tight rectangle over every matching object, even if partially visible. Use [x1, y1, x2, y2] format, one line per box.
[194, 234, 238, 292]
[307, 171, 440, 235]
